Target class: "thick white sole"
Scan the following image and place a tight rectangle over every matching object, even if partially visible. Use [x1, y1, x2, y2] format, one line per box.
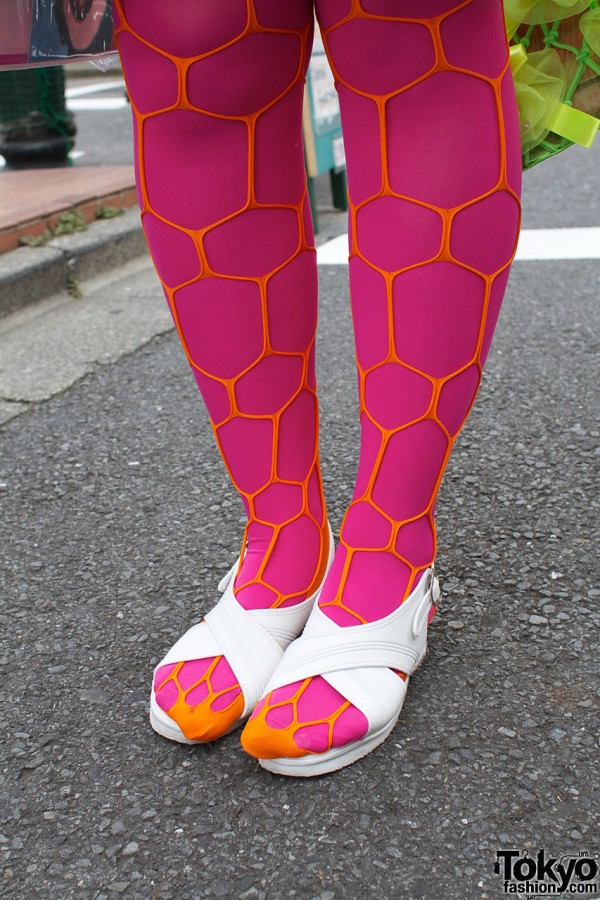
[256, 647, 428, 777]
[258, 713, 402, 777]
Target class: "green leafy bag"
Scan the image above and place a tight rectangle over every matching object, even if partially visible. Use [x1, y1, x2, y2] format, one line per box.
[505, 0, 600, 168]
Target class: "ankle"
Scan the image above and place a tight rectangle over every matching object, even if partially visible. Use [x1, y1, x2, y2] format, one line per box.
[233, 514, 330, 610]
[318, 543, 434, 625]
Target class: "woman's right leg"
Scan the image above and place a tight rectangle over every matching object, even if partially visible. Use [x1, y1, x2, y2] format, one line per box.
[114, 0, 330, 741]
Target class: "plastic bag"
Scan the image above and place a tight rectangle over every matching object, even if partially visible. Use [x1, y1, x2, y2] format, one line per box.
[507, 0, 600, 168]
[0, 0, 116, 70]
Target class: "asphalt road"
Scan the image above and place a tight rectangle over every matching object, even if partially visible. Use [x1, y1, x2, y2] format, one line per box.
[1, 73, 599, 900]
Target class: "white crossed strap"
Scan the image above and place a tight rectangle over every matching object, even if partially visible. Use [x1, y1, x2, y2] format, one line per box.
[157, 522, 335, 718]
[261, 567, 440, 732]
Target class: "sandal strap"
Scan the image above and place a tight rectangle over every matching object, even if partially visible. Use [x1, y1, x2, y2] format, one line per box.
[205, 586, 314, 716]
[264, 568, 439, 693]
[158, 521, 335, 716]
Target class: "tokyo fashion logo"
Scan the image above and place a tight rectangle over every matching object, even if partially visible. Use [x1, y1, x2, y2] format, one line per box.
[494, 850, 599, 896]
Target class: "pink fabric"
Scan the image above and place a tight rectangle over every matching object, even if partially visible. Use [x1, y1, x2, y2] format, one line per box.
[153, 662, 176, 693]
[122, 0, 248, 58]
[211, 688, 242, 712]
[178, 658, 212, 691]
[357, 196, 443, 271]
[116, 33, 178, 114]
[364, 363, 433, 429]
[392, 263, 485, 378]
[154, 679, 178, 712]
[141, 213, 201, 288]
[327, 19, 435, 95]
[296, 679, 346, 720]
[187, 33, 302, 116]
[395, 516, 435, 567]
[117, 0, 522, 753]
[143, 111, 249, 231]
[203, 208, 299, 277]
[332, 706, 369, 748]
[265, 704, 295, 729]
[186, 682, 209, 707]
[269, 681, 304, 705]
[342, 502, 392, 550]
[386, 72, 501, 207]
[262, 677, 369, 750]
[210, 657, 240, 692]
[294, 723, 330, 752]
[153, 654, 242, 713]
[314, 2, 522, 651]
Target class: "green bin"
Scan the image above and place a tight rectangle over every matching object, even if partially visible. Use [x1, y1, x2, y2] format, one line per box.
[0, 66, 76, 168]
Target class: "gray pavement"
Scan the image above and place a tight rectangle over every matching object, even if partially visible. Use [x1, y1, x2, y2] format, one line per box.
[1, 251, 599, 897]
[1, 125, 600, 896]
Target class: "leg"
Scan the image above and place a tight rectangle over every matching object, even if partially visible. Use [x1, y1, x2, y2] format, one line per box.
[114, 0, 330, 741]
[242, 0, 522, 764]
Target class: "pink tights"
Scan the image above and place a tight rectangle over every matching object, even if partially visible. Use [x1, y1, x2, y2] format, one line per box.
[115, 0, 522, 752]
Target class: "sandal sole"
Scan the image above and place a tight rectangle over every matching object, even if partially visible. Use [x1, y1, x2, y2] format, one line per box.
[257, 714, 401, 777]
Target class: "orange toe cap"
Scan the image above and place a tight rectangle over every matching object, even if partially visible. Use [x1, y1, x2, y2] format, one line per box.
[240, 706, 309, 760]
[168, 691, 245, 743]
[154, 658, 246, 743]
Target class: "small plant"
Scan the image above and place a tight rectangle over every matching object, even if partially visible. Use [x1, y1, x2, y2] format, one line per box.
[66, 273, 82, 299]
[95, 205, 124, 219]
[19, 209, 87, 246]
[19, 231, 51, 247]
[18, 205, 110, 248]
[52, 209, 87, 236]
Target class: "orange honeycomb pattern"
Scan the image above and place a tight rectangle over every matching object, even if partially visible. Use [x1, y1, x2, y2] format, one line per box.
[115, 0, 522, 755]
[152, 658, 245, 742]
[243, 677, 369, 758]
[243, 0, 523, 758]
[114, 0, 329, 740]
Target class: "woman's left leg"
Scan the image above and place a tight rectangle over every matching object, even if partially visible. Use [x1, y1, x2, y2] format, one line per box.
[242, 0, 523, 768]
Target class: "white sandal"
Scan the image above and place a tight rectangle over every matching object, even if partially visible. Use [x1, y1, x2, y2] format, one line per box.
[244, 566, 440, 776]
[149, 521, 335, 744]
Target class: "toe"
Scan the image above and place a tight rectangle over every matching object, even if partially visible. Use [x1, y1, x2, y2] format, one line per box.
[241, 676, 368, 760]
[241, 698, 310, 759]
[153, 655, 245, 742]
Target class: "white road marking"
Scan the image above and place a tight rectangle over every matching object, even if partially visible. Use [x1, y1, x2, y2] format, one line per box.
[65, 79, 125, 98]
[317, 233, 350, 265]
[67, 97, 129, 111]
[316, 227, 600, 265]
[515, 227, 600, 260]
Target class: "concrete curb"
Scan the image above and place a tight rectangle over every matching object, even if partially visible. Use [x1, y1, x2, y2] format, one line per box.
[0, 202, 349, 320]
[0, 246, 66, 319]
[0, 208, 147, 318]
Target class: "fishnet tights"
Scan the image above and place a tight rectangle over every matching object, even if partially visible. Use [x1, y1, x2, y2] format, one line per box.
[115, 0, 522, 751]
